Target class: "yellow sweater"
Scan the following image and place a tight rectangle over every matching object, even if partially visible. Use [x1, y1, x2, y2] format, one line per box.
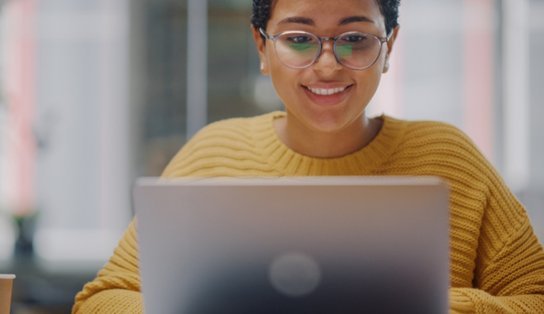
[73, 112, 544, 313]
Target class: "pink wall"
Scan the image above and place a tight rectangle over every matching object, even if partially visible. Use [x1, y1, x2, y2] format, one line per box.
[5, 0, 36, 216]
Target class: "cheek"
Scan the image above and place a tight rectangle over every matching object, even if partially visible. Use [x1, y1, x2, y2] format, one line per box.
[354, 69, 383, 102]
[268, 63, 302, 104]
[270, 70, 299, 106]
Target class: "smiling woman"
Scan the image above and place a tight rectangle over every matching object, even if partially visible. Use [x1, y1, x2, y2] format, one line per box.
[252, 0, 397, 158]
[72, 0, 544, 313]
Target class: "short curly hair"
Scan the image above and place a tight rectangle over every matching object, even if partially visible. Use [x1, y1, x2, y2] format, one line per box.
[251, 0, 400, 36]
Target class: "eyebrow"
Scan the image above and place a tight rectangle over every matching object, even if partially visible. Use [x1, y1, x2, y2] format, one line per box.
[339, 16, 375, 25]
[278, 16, 315, 26]
[277, 15, 375, 27]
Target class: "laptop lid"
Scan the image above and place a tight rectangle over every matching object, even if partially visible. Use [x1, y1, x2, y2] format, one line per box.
[134, 176, 450, 314]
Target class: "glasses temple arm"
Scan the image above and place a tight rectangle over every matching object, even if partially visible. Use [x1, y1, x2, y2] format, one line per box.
[259, 28, 270, 40]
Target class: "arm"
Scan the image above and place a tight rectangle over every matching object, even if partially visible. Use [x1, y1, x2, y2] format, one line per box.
[422, 123, 544, 313]
[72, 120, 255, 313]
[72, 220, 143, 314]
[450, 195, 544, 313]
[71, 124, 225, 313]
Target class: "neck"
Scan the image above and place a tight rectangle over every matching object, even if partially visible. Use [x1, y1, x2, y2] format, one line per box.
[274, 113, 382, 158]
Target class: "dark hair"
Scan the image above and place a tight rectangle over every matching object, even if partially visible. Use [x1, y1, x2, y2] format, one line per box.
[251, 0, 400, 36]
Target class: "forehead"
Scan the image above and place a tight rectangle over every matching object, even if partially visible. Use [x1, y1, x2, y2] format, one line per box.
[268, 0, 384, 31]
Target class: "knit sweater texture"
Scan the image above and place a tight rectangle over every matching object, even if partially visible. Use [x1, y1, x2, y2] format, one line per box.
[73, 111, 544, 313]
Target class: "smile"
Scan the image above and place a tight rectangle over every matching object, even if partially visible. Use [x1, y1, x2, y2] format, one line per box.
[301, 84, 353, 107]
[304, 85, 352, 96]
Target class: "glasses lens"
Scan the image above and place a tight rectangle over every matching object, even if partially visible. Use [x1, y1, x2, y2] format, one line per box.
[335, 32, 382, 69]
[275, 32, 320, 68]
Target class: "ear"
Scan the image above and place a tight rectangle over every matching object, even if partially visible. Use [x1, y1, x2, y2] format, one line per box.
[383, 25, 400, 74]
[251, 26, 270, 75]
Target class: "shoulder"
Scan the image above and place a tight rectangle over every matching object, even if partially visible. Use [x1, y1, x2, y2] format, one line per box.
[385, 116, 494, 184]
[161, 112, 276, 177]
[392, 116, 470, 141]
[183, 112, 276, 152]
[386, 116, 481, 155]
[193, 115, 256, 138]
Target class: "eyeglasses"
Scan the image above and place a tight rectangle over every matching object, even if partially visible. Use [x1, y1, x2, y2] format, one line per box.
[259, 28, 390, 71]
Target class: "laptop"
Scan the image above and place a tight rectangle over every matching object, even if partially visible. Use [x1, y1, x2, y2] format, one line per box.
[133, 176, 450, 314]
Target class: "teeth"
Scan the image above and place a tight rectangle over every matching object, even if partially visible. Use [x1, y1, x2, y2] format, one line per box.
[307, 86, 346, 96]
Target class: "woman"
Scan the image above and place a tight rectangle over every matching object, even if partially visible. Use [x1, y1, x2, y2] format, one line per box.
[73, 0, 544, 312]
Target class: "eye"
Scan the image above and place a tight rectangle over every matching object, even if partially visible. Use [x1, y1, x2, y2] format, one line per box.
[279, 33, 318, 52]
[285, 34, 314, 44]
[340, 33, 369, 43]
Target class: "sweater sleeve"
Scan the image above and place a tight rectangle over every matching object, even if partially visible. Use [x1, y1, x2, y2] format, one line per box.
[450, 189, 544, 313]
[418, 122, 544, 313]
[72, 220, 143, 314]
[449, 229, 544, 313]
[71, 126, 213, 313]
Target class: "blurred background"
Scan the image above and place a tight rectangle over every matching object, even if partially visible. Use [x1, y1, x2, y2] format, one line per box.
[0, 0, 542, 312]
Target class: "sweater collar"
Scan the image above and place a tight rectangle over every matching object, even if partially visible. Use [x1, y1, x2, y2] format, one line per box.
[253, 111, 406, 176]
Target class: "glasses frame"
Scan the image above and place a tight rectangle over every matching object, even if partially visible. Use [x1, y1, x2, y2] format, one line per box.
[259, 28, 391, 71]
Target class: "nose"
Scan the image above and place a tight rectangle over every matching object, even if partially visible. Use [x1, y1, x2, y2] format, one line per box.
[313, 40, 343, 75]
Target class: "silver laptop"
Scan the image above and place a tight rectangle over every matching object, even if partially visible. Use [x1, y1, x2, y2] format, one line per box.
[134, 176, 450, 314]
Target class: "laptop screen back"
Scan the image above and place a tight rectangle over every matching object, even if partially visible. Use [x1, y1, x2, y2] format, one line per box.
[134, 176, 450, 314]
